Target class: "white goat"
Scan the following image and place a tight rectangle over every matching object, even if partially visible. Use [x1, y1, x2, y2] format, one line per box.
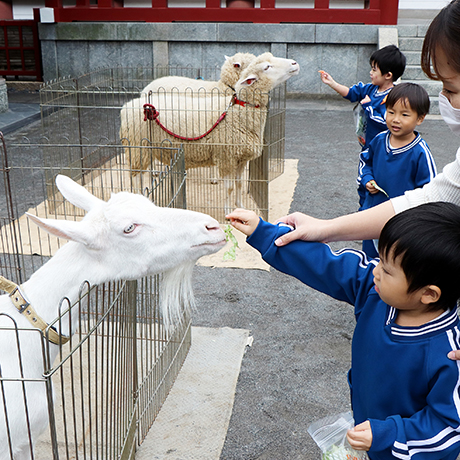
[120, 52, 300, 211]
[0, 174, 226, 460]
[142, 52, 256, 95]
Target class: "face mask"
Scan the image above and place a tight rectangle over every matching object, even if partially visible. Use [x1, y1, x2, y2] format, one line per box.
[439, 92, 460, 136]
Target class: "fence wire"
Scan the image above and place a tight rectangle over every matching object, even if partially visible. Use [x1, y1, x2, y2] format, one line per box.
[0, 121, 190, 459]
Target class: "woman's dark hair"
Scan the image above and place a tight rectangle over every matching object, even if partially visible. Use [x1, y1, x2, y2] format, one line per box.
[369, 44, 406, 82]
[386, 82, 430, 117]
[421, 0, 460, 80]
[378, 202, 460, 311]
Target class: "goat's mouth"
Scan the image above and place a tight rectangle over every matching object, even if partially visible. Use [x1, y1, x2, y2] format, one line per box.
[192, 239, 227, 249]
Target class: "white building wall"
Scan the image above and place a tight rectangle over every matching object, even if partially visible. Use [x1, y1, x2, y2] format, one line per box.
[399, 0, 449, 8]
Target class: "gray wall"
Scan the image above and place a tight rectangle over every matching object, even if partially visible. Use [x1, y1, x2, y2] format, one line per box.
[38, 22, 396, 96]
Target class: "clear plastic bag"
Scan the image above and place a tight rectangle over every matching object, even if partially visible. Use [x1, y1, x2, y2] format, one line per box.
[353, 103, 367, 148]
[308, 411, 369, 460]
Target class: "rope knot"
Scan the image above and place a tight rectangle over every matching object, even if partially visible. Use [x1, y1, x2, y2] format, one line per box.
[143, 103, 159, 121]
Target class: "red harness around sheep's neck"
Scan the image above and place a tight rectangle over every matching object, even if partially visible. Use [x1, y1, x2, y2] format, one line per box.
[142, 94, 260, 142]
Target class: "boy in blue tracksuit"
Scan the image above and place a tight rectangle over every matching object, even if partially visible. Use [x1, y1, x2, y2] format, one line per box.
[227, 202, 460, 460]
[358, 83, 437, 258]
[320, 45, 406, 208]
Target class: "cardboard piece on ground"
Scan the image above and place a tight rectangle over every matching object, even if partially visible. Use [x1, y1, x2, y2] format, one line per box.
[135, 326, 251, 460]
[197, 158, 299, 270]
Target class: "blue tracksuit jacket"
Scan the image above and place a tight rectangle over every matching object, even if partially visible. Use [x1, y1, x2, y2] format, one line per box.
[247, 219, 460, 460]
[345, 82, 391, 149]
[357, 130, 437, 212]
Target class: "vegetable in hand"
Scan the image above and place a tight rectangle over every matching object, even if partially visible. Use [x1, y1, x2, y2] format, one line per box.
[223, 224, 239, 261]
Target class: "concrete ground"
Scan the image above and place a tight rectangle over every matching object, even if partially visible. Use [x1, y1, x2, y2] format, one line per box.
[1, 88, 458, 459]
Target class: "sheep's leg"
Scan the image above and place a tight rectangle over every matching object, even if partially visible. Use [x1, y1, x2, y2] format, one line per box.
[234, 164, 245, 209]
[223, 176, 236, 216]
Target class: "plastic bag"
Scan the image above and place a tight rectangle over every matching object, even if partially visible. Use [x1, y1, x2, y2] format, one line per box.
[353, 103, 366, 148]
[308, 411, 369, 460]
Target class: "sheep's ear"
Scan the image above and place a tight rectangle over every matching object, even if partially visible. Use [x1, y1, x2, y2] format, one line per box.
[26, 213, 97, 247]
[55, 174, 104, 212]
[240, 74, 258, 86]
[224, 55, 230, 61]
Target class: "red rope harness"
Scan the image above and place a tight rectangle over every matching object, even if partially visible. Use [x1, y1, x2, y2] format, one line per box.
[143, 95, 259, 142]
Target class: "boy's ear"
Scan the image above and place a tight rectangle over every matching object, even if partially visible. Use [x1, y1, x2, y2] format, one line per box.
[384, 71, 393, 82]
[420, 285, 441, 305]
[416, 114, 426, 126]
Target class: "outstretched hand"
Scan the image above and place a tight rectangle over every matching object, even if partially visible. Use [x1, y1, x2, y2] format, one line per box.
[318, 70, 335, 86]
[274, 212, 331, 246]
[347, 420, 372, 451]
[226, 209, 260, 237]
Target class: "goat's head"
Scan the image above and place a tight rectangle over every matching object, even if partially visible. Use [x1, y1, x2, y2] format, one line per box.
[26, 175, 226, 282]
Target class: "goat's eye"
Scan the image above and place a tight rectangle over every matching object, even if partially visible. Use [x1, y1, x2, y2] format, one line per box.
[233, 63, 241, 68]
[124, 224, 137, 234]
[264, 64, 272, 71]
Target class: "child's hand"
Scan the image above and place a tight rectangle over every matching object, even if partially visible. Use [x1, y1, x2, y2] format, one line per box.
[360, 95, 371, 104]
[318, 70, 334, 86]
[226, 209, 260, 237]
[347, 420, 372, 451]
[366, 180, 379, 194]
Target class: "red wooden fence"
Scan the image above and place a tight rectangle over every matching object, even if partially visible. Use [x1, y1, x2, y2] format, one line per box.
[42, 0, 399, 24]
[0, 20, 42, 80]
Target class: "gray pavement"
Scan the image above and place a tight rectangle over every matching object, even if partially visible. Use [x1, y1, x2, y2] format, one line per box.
[2, 89, 459, 460]
[0, 89, 40, 135]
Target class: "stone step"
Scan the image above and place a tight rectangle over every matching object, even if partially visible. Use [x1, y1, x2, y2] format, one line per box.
[403, 50, 421, 66]
[399, 78, 442, 97]
[399, 36, 424, 52]
[429, 96, 439, 115]
[403, 65, 427, 81]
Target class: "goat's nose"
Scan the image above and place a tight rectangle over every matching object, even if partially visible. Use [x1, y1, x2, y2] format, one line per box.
[205, 222, 225, 237]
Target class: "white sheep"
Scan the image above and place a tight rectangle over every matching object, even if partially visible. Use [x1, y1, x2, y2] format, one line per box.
[0, 174, 226, 460]
[143, 52, 256, 95]
[120, 52, 300, 212]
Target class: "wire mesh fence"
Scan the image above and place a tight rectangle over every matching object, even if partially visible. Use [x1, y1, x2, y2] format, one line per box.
[40, 66, 286, 223]
[0, 125, 191, 460]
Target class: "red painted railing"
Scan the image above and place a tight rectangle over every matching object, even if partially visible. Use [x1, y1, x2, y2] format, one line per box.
[0, 20, 42, 80]
[42, 0, 399, 25]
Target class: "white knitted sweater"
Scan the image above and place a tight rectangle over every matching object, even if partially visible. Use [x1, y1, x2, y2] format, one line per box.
[391, 146, 460, 213]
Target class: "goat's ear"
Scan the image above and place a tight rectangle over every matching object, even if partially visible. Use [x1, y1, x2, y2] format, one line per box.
[26, 213, 96, 247]
[224, 55, 230, 61]
[240, 74, 258, 86]
[55, 175, 104, 212]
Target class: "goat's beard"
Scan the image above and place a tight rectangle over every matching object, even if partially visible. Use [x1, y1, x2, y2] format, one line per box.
[160, 261, 196, 329]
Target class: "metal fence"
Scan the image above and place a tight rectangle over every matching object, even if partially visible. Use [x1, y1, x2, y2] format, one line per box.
[40, 66, 285, 223]
[0, 115, 190, 460]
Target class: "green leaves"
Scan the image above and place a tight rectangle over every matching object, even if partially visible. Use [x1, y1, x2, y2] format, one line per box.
[223, 224, 239, 261]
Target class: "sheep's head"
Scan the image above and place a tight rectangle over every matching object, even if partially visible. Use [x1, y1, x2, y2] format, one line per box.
[26, 175, 226, 282]
[221, 52, 257, 89]
[234, 53, 300, 105]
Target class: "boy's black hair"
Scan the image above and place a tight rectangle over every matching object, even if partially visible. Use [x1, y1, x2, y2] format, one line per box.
[369, 44, 406, 82]
[378, 202, 460, 311]
[386, 82, 430, 117]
